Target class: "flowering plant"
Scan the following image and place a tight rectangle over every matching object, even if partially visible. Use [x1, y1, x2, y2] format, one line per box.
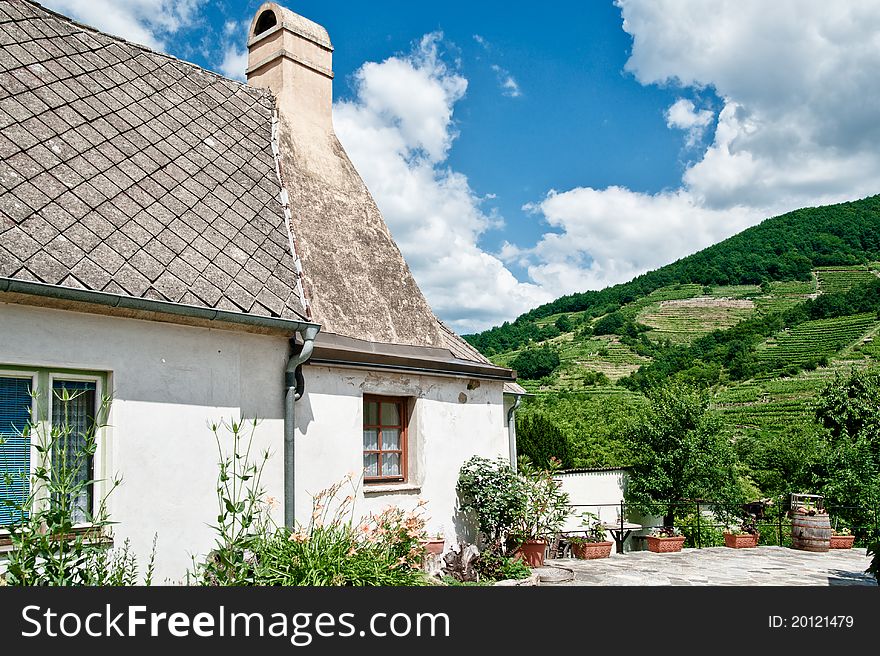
[650, 526, 682, 537]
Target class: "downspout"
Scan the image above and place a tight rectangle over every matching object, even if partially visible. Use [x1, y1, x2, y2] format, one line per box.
[284, 324, 319, 528]
[506, 394, 523, 472]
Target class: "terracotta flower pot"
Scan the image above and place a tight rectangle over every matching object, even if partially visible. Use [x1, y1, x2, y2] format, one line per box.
[723, 532, 759, 548]
[646, 535, 685, 553]
[829, 534, 855, 549]
[570, 540, 613, 560]
[420, 538, 445, 555]
[514, 539, 547, 567]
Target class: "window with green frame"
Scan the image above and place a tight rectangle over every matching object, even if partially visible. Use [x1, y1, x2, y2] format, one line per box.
[0, 368, 103, 528]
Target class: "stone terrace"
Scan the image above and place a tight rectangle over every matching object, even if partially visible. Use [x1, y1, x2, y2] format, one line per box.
[542, 546, 874, 586]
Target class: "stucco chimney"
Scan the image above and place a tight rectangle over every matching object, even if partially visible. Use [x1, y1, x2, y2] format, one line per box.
[246, 3, 334, 132]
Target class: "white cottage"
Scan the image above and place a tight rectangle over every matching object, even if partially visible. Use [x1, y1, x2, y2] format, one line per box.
[0, 0, 526, 581]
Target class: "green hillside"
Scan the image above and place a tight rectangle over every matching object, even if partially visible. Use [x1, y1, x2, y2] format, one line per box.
[465, 195, 880, 356]
[466, 195, 880, 505]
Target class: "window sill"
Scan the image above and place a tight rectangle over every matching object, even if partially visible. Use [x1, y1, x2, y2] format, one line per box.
[363, 482, 422, 496]
[0, 525, 111, 553]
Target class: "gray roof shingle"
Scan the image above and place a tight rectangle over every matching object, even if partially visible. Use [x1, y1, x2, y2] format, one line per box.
[0, 0, 307, 321]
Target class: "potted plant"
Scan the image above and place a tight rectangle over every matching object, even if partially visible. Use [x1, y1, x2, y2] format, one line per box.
[646, 526, 685, 553]
[830, 527, 855, 549]
[568, 512, 613, 560]
[420, 527, 446, 555]
[723, 516, 760, 548]
[511, 457, 570, 567]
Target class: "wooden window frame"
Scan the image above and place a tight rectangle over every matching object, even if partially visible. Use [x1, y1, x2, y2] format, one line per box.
[363, 395, 407, 484]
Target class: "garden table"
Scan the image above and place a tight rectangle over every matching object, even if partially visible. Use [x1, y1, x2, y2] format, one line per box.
[601, 521, 643, 554]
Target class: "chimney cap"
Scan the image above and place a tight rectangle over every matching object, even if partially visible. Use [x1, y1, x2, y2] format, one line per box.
[248, 2, 332, 50]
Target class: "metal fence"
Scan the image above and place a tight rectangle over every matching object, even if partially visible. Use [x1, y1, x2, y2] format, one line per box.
[564, 495, 880, 551]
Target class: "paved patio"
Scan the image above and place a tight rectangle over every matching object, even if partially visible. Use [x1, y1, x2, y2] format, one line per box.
[542, 546, 875, 585]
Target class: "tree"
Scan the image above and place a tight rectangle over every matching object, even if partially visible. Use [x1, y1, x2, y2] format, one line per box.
[516, 414, 572, 469]
[554, 314, 574, 333]
[509, 345, 560, 380]
[814, 368, 880, 533]
[623, 383, 744, 528]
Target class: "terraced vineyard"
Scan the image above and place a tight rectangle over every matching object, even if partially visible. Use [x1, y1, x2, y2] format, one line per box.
[713, 375, 829, 435]
[815, 266, 877, 294]
[637, 296, 756, 344]
[756, 313, 878, 370]
[753, 280, 816, 314]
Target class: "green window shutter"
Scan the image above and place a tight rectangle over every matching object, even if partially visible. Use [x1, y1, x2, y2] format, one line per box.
[0, 376, 33, 527]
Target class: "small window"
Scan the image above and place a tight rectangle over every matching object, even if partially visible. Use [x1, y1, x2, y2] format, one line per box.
[254, 9, 278, 36]
[0, 375, 34, 526]
[50, 379, 97, 525]
[363, 395, 407, 483]
[0, 370, 101, 529]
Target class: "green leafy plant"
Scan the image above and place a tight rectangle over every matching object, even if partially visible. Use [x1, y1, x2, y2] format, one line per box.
[474, 549, 532, 582]
[195, 418, 272, 586]
[456, 456, 526, 551]
[192, 421, 431, 586]
[512, 456, 570, 545]
[867, 540, 879, 585]
[676, 512, 724, 547]
[568, 511, 608, 544]
[2, 389, 155, 586]
[249, 481, 430, 586]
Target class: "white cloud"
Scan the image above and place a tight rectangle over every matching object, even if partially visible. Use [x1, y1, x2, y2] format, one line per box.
[665, 98, 712, 147]
[491, 64, 522, 98]
[215, 20, 251, 81]
[40, 0, 205, 50]
[334, 33, 550, 333]
[218, 45, 248, 81]
[516, 0, 880, 303]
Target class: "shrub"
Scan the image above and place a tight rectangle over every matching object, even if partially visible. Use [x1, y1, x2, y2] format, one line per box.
[676, 511, 724, 548]
[475, 550, 532, 582]
[456, 456, 526, 550]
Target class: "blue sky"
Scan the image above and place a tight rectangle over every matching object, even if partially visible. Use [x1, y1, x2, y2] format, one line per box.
[42, 1, 880, 332]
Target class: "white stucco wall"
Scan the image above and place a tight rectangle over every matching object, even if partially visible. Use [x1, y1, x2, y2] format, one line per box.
[558, 469, 629, 531]
[294, 365, 508, 546]
[0, 302, 510, 582]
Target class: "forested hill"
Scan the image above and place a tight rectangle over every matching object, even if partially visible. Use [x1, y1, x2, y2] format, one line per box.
[465, 194, 880, 355]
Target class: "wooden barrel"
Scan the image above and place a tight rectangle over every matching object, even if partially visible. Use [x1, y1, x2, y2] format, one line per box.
[791, 511, 831, 552]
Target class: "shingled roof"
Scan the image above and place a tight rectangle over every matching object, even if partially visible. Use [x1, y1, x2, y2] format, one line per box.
[0, 0, 516, 380]
[0, 0, 307, 321]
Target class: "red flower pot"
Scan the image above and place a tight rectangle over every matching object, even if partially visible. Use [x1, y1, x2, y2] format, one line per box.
[829, 534, 855, 549]
[571, 541, 613, 560]
[646, 535, 685, 553]
[723, 532, 759, 548]
[514, 540, 547, 567]
[420, 538, 445, 555]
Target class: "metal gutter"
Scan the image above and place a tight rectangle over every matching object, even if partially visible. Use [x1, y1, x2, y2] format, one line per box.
[0, 278, 318, 334]
[284, 324, 319, 528]
[505, 393, 524, 472]
[308, 356, 516, 381]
